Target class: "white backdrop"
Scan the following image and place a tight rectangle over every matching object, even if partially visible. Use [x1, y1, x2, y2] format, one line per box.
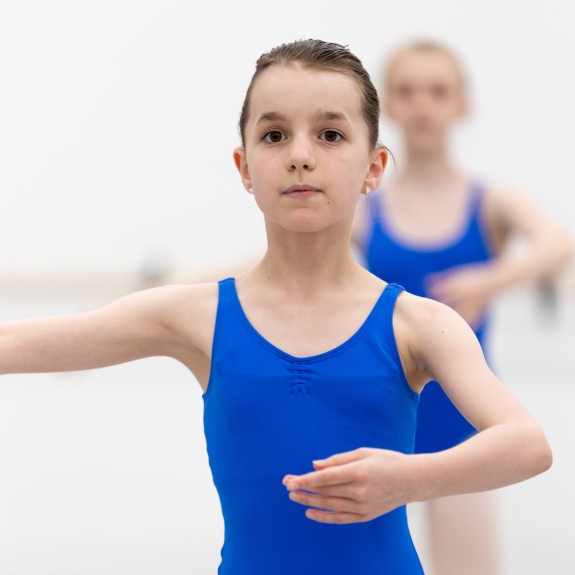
[1, 0, 573, 276]
[1, 2, 574, 574]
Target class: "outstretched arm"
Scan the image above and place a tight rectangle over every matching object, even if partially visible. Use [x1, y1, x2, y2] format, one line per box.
[283, 294, 552, 524]
[0, 283, 218, 387]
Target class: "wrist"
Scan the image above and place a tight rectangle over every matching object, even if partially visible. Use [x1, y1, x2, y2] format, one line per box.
[483, 257, 524, 296]
[402, 452, 448, 504]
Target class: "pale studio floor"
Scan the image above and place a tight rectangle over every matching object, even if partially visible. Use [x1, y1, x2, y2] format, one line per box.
[0, 287, 573, 575]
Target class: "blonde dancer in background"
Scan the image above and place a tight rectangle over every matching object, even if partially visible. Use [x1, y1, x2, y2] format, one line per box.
[353, 41, 572, 575]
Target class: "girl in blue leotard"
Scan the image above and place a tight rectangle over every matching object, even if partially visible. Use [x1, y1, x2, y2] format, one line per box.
[354, 41, 572, 575]
[0, 40, 553, 574]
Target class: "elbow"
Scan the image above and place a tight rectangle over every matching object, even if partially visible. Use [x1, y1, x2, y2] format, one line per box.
[558, 232, 575, 270]
[530, 433, 553, 477]
[561, 235, 575, 267]
[544, 225, 575, 271]
[541, 441, 553, 474]
[539, 235, 575, 280]
[515, 420, 553, 480]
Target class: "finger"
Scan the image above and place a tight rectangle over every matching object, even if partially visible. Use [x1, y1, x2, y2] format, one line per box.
[304, 501, 401, 524]
[283, 471, 346, 492]
[283, 468, 350, 492]
[304, 508, 370, 525]
[312, 448, 367, 470]
[283, 465, 354, 492]
[283, 449, 371, 491]
[289, 480, 363, 501]
[288, 490, 356, 514]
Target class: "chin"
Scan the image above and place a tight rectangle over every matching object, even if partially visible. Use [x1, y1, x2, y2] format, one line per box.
[284, 219, 330, 234]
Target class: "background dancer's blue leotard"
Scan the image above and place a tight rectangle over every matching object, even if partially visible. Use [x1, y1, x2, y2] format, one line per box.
[360, 185, 495, 453]
[203, 279, 423, 574]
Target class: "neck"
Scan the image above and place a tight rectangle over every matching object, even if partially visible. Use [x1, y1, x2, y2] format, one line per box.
[396, 139, 464, 190]
[253, 221, 365, 295]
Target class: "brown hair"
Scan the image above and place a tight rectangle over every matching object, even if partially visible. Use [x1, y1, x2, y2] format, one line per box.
[238, 39, 380, 149]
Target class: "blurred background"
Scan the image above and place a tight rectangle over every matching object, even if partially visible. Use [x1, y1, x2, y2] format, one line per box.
[0, 1, 573, 573]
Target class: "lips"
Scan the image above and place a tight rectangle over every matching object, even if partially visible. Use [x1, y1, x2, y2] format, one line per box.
[283, 184, 321, 195]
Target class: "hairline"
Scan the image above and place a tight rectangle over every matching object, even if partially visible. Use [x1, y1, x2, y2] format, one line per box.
[242, 62, 379, 151]
[383, 42, 467, 93]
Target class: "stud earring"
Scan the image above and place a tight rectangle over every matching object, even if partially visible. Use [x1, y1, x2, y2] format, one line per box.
[365, 186, 372, 195]
[247, 188, 254, 194]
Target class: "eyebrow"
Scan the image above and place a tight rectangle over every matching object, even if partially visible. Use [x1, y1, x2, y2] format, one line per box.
[255, 110, 349, 125]
[256, 112, 288, 124]
[313, 110, 348, 122]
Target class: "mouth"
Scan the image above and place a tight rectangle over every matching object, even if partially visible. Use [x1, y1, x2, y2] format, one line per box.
[283, 184, 321, 196]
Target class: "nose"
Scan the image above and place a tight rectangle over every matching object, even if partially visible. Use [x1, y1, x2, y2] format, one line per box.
[285, 134, 316, 171]
[413, 87, 437, 111]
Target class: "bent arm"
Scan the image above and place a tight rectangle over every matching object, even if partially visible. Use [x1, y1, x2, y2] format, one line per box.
[427, 187, 574, 327]
[483, 186, 573, 290]
[283, 294, 551, 524]
[0, 283, 217, 377]
[401, 295, 552, 499]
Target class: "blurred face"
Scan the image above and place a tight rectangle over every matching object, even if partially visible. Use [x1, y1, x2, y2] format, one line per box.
[234, 65, 386, 234]
[384, 50, 466, 152]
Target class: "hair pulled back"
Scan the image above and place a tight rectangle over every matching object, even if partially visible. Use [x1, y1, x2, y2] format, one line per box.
[239, 39, 380, 149]
[384, 40, 468, 92]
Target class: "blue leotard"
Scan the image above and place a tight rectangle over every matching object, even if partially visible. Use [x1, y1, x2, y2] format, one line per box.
[360, 185, 495, 453]
[203, 279, 423, 574]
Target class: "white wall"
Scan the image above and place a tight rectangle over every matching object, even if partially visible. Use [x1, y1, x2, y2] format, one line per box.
[1, 0, 573, 277]
[1, 4, 574, 574]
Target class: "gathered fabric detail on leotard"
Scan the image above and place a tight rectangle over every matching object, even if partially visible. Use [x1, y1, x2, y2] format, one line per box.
[203, 279, 423, 574]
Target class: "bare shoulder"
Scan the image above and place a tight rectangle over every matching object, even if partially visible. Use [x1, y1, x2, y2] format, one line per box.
[143, 281, 220, 314]
[483, 182, 547, 230]
[487, 183, 573, 251]
[484, 181, 527, 203]
[167, 281, 220, 331]
[82, 281, 221, 360]
[119, 281, 220, 342]
[392, 289, 466, 338]
[104, 281, 221, 384]
[392, 290, 483, 392]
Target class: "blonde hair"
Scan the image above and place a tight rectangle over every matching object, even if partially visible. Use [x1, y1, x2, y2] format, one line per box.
[383, 40, 468, 92]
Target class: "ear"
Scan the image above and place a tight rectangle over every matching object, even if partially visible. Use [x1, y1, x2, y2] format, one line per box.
[233, 147, 252, 192]
[362, 147, 388, 194]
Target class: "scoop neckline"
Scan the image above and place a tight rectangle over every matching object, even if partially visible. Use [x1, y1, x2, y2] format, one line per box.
[227, 278, 393, 362]
[374, 184, 481, 253]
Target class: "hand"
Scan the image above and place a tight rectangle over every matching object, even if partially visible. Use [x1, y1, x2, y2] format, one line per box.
[425, 263, 498, 329]
[282, 448, 413, 524]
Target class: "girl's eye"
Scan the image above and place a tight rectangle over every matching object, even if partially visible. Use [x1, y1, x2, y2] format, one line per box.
[320, 130, 343, 143]
[264, 131, 286, 144]
[430, 85, 449, 100]
[394, 85, 413, 99]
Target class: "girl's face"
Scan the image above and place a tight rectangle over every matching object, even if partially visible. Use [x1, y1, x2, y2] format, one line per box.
[384, 50, 467, 152]
[234, 65, 386, 235]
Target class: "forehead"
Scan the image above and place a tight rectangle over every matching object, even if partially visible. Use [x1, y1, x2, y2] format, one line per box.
[248, 65, 364, 124]
[387, 50, 462, 87]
